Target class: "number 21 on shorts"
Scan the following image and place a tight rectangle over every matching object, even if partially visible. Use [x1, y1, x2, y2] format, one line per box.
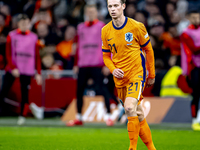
[128, 82, 138, 91]
[127, 81, 143, 100]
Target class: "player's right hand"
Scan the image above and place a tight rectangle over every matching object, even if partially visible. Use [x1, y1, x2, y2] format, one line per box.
[11, 68, 20, 78]
[73, 66, 79, 74]
[112, 68, 124, 78]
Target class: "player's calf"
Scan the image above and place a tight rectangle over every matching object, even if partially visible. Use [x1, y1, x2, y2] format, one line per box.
[137, 104, 156, 150]
[125, 97, 140, 150]
[137, 104, 145, 122]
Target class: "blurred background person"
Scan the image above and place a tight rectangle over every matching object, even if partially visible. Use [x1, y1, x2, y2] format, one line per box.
[180, 10, 200, 130]
[67, 4, 113, 127]
[162, 23, 181, 66]
[66, 0, 86, 26]
[134, 11, 148, 26]
[85, 0, 108, 21]
[0, 3, 11, 28]
[160, 56, 193, 98]
[125, 2, 137, 19]
[31, 8, 52, 29]
[55, 25, 77, 70]
[0, 14, 42, 125]
[31, 0, 57, 27]
[0, 12, 9, 69]
[36, 22, 60, 69]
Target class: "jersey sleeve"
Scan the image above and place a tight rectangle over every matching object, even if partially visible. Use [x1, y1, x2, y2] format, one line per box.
[101, 28, 116, 73]
[137, 23, 155, 79]
[137, 23, 150, 47]
[101, 28, 110, 51]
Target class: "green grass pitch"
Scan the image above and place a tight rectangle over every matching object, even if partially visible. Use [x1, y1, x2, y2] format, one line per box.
[0, 124, 200, 150]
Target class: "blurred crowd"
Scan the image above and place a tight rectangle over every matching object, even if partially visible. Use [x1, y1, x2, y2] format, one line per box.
[0, 0, 200, 126]
[0, 0, 198, 73]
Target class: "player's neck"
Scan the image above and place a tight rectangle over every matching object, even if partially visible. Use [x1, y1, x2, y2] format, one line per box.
[112, 15, 126, 28]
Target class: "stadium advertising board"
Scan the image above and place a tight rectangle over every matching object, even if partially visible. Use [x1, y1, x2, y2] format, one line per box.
[61, 96, 188, 124]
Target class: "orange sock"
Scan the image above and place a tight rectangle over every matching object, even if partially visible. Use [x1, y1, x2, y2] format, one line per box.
[127, 116, 140, 150]
[139, 119, 156, 150]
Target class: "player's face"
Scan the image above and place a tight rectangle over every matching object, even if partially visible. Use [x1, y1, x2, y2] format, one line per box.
[107, 0, 125, 19]
[85, 6, 98, 21]
[189, 13, 200, 26]
[17, 19, 30, 32]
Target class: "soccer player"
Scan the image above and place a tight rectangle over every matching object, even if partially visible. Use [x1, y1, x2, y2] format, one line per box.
[180, 10, 200, 130]
[102, 0, 156, 149]
[67, 4, 114, 126]
[0, 14, 42, 125]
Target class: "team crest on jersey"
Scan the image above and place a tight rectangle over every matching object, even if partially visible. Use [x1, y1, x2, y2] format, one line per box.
[125, 32, 133, 42]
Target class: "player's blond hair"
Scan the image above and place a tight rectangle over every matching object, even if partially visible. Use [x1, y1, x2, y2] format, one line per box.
[107, 0, 126, 4]
[120, 0, 126, 4]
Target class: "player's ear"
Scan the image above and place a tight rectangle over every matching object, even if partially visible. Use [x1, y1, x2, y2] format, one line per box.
[122, 3, 126, 10]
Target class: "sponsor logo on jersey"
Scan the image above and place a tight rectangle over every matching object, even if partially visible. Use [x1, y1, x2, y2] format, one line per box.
[138, 75, 143, 78]
[144, 33, 149, 39]
[107, 38, 113, 41]
[125, 32, 133, 42]
[127, 43, 132, 46]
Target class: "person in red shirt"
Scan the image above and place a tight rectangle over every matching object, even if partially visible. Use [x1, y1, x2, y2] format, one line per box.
[180, 10, 200, 130]
[0, 14, 42, 125]
[67, 4, 114, 127]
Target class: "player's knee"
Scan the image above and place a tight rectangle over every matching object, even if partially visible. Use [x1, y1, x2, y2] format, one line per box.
[125, 106, 133, 113]
[125, 106, 136, 115]
[124, 97, 138, 116]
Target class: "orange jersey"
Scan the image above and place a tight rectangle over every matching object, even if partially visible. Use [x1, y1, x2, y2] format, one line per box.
[101, 17, 155, 88]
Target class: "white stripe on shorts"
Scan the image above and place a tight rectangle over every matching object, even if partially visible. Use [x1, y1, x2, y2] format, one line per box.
[137, 82, 142, 100]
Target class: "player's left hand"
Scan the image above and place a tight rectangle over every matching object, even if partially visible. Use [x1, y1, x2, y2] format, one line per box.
[35, 74, 42, 85]
[146, 78, 155, 88]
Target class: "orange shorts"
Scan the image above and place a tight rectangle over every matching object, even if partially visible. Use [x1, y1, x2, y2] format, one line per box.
[117, 80, 145, 106]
